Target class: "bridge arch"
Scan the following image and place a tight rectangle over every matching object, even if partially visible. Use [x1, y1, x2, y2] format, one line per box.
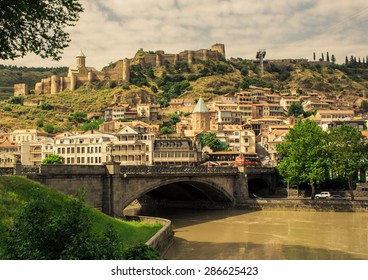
[121, 176, 235, 210]
[248, 177, 271, 197]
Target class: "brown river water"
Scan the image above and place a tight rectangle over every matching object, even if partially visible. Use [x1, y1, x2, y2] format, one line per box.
[125, 207, 368, 260]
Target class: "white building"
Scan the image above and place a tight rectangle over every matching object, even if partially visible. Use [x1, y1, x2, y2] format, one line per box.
[54, 132, 115, 164]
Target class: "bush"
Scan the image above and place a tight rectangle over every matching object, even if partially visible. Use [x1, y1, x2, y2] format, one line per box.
[123, 244, 161, 260]
[1, 195, 127, 260]
[8, 96, 23, 104]
[160, 126, 174, 134]
[39, 102, 53, 110]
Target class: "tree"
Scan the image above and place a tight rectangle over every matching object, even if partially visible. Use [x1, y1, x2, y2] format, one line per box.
[202, 132, 222, 152]
[276, 120, 329, 198]
[328, 125, 368, 200]
[42, 154, 63, 165]
[0, 0, 84, 60]
[331, 54, 336, 64]
[313, 52, 316, 61]
[361, 100, 368, 113]
[287, 102, 304, 117]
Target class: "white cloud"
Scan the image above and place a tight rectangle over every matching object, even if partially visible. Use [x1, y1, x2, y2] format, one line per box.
[2, 0, 367, 69]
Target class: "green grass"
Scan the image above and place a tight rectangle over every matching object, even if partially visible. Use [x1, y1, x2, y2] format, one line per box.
[0, 176, 162, 256]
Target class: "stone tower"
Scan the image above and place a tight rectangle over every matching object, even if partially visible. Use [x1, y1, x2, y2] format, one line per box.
[192, 97, 210, 131]
[211, 43, 225, 59]
[76, 50, 86, 68]
[122, 58, 130, 82]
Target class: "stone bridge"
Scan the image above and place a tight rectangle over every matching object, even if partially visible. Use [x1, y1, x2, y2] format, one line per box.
[18, 163, 276, 217]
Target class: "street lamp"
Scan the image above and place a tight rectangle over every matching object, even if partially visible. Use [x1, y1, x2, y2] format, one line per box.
[107, 142, 115, 163]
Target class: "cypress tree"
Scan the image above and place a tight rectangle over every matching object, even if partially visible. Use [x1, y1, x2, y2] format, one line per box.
[345, 56, 349, 65]
[326, 52, 330, 62]
[331, 54, 336, 64]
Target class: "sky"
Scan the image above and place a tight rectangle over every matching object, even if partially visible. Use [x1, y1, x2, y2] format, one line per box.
[2, 0, 368, 70]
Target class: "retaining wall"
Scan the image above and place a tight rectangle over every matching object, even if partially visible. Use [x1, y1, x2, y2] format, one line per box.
[125, 216, 173, 257]
[238, 199, 368, 212]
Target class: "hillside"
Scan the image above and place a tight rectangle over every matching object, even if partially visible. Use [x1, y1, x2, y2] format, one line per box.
[0, 59, 367, 132]
[0, 66, 68, 101]
[0, 176, 162, 259]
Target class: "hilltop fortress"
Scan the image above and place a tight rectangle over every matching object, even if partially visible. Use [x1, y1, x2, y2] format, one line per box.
[14, 44, 226, 95]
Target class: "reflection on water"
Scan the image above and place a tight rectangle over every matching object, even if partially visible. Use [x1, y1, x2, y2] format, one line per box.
[124, 207, 368, 260]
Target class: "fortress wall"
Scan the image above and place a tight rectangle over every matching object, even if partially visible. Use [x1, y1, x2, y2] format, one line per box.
[14, 84, 29, 96]
[161, 54, 176, 65]
[143, 55, 156, 67]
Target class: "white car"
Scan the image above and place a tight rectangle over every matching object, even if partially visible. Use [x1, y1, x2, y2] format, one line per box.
[315, 192, 331, 199]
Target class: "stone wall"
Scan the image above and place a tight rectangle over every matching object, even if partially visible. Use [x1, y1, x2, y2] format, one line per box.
[238, 198, 368, 212]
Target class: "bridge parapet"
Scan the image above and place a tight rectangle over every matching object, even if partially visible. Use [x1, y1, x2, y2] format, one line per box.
[246, 167, 275, 174]
[120, 165, 239, 175]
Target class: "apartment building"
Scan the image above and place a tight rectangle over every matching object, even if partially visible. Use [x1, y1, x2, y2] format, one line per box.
[137, 103, 160, 122]
[215, 126, 256, 153]
[0, 135, 19, 167]
[54, 132, 115, 164]
[153, 136, 201, 166]
[112, 126, 154, 165]
[21, 137, 54, 165]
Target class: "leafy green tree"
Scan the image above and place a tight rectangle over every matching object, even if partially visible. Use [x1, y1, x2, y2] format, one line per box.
[287, 102, 304, 117]
[277, 120, 329, 198]
[42, 154, 63, 165]
[202, 132, 222, 152]
[328, 125, 368, 200]
[43, 123, 61, 134]
[0, 0, 83, 60]
[169, 113, 180, 125]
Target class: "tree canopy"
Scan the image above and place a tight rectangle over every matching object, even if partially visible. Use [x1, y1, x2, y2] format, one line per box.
[327, 125, 368, 200]
[276, 119, 330, 197]
[0, 0, 84, 60]
[202, 132, 223, 152]
[42, 154, 63, 165]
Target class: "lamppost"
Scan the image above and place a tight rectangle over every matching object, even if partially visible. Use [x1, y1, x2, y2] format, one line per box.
[106, 142, 115, 163]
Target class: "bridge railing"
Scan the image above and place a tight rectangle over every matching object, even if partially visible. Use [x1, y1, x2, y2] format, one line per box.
[20, 165, 41, 175]
[120, 165, 239, 175]
[0, 167, 14, 176]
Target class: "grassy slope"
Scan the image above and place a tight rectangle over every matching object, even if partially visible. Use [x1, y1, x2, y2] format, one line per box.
[0, 176, 162, 256]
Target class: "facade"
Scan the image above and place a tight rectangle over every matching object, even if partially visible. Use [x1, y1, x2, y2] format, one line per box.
[54, 132, 115, 165]
[111, 126, 154, 165]
[0, 135, 19, 167]
[20, 137, 54, 166]
[153, 136, 201, 166]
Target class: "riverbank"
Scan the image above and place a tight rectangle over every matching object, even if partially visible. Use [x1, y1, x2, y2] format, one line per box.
[125, 215, 173, 257]
[237, 198, 368, 212]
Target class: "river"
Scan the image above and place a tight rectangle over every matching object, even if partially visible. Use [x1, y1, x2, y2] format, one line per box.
[125, 207, 368, 260]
